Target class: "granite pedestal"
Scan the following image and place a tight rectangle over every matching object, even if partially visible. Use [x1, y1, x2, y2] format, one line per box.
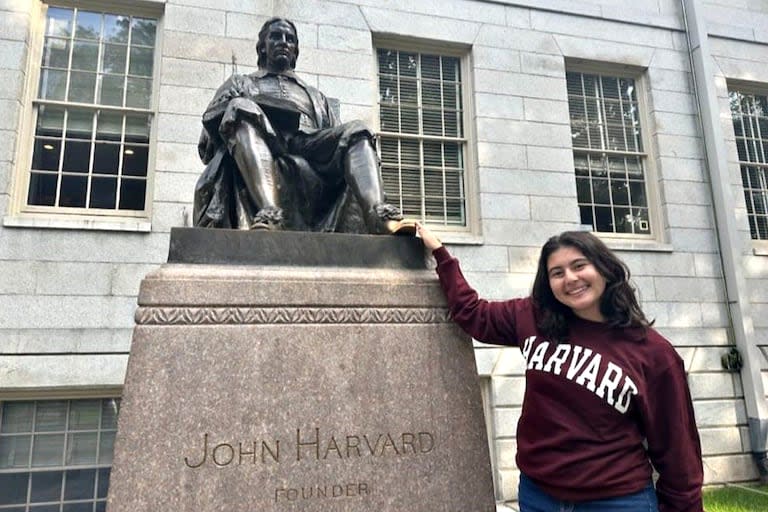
[107, 228, 496, 511]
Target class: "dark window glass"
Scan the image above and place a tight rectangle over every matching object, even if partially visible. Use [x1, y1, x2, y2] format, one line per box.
[27, 173, 58, 206]
[0, 473, 29, 505]
[89, 177, 117, 209]
[30, 471, 63, 502]
[122, 145, 148, 176]
[62, 141, 91, 173]
[59, 175, 87, 207]
[119, 179, 146, 210]
[93, 143, 120, 174]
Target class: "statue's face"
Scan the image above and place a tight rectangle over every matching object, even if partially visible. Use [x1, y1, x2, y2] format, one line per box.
[263, 20, 298, 71]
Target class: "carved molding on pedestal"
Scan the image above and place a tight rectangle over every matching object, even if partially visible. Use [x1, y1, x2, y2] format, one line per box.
[135, 306, 452, 325]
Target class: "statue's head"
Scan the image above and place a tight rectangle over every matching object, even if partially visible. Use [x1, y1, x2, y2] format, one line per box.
[257, 17, 299, 71]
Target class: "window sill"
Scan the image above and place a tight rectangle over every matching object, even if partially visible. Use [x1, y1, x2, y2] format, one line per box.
[3, 215, 152, 232]
[602, 238, 674, 253]
[434, 231, 484, 246]
[753, 243, 768, 256]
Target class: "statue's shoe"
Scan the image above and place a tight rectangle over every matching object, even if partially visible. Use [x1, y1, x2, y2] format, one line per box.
[250, 206, 284, 231]
[383, 218, 418, 236]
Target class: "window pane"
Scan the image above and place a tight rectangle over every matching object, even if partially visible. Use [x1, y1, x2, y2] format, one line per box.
[39, 69, 67, 101]
[62, 141, 91, 173]
[594, 206, 613, 232]
[399, 77, 417, 105]
[96, 112, 123, 141]
[31, 471, 63, 502]
[129, 46, 154, 77]
[612, 180, 629, 206]
[398, 52, 417, 78]
[2, 403, 34, 433]
[100, 74, 125, 106]
[37, 105, 65, 134]
[66, 110, 94, 138]
[27, 173, 58, 206]
[422, 109, 443, 136]
[36, 401, 68, 432]
[125, 77, 151, 108]
[421, 55, 440, 80]
[69, 401, 100, 431]
[0, 435, 32, 468]
[123, 145, 148, 176]
[98, 432, 115, 464]
[100, 400, 119, 430]
[400, 107, 418, 135]
[421, 80, 443, 108]
[64, 503, 92, 512]
[104, 14, 129, 44]
[67, 432, 98, 465]
[89, 177, 117, 209]
[629, 181, 647, 208]
[42, 37, 70, 68]
[32, 433, 65, 466]
[46, 7, 73, 37]
[32, 138, 61, 171]
[71, 41, 98, 71]
[93, 144, 120, 174]
[380, 105, 398, 132]
[379, 75, 398, 104]
[68, 71, 97, 103]
[0, 473, 28, 505]
[444, 109, 461, 138]
[592, 178, 610, 204]
[131, 17, 157, 46]
[119, 178, 146, 210]
[75, 11, 101, 40]
[125, 115, 150, 140]
[96, 468, 110, 498]
[64, 468, 96, 500]
[59, 175, 88, 207]
[102, 44, 127, 75]
[576, 177, 591, 204]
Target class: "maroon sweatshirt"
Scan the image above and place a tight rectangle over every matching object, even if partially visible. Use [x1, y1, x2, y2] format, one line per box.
[433, 247, 703, 511]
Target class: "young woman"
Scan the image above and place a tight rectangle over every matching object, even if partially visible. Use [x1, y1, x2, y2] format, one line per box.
[415, 224, 703, 512]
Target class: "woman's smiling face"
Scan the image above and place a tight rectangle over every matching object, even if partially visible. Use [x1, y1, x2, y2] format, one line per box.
[546, 245, 607, 322]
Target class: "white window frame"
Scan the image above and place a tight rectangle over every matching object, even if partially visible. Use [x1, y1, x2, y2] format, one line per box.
[373, 36, 480, 241]
[726, 83, 768, 253]
[565, 60, 664, 245]
[4, 0, 162, 232]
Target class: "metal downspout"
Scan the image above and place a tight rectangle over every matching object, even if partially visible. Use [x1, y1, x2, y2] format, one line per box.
[680, 0, 768, 482]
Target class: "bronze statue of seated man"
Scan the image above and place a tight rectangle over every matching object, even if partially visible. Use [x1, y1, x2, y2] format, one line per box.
[193, 17, 408, 234]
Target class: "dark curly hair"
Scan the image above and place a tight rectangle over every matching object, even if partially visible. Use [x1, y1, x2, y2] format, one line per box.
[531, 231, 652, 341]
[257, 17, 299, 69]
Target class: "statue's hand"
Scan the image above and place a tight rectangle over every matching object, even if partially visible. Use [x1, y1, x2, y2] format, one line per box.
[226, 74, 249, 99]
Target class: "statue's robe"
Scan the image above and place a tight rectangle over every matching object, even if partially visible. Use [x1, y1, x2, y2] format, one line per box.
[193, 69, 373, 231]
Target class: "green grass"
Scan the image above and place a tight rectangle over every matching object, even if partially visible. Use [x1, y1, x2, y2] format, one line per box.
[703, 484, 768, 512]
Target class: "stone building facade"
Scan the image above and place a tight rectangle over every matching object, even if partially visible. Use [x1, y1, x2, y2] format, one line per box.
[1, 0, 767, 509]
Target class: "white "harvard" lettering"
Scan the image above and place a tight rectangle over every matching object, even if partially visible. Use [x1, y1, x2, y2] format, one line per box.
[522, 336, 638, 414]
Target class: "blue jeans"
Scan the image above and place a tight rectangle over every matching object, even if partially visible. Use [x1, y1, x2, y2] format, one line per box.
[518, 473, 659, 512]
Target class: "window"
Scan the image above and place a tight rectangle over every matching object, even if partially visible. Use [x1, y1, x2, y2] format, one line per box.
[0, 398, 120, 512]
[566, 70, 653, 236]
[729, 90, 768, 240]
[376, 47, 470, 229]
[22, 5, 157, 217]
